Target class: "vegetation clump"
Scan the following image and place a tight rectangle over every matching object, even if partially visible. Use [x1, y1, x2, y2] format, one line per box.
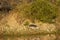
[24, 0, 57, 23]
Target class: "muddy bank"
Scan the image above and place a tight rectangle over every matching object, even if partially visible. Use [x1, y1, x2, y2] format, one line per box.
[0, 34, 60, 40]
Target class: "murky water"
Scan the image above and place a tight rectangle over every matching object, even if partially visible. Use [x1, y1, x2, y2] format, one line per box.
[0, 34, 60, 40]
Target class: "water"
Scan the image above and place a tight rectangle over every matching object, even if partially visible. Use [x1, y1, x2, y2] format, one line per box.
[0, 34, 60, 40]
